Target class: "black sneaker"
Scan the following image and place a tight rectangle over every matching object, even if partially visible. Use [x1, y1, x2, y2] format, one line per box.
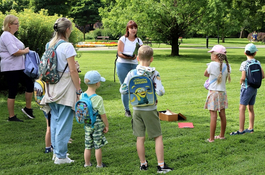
[44, 147, 52, 153]
[21, 107, 35, 119]
[157, 163, 173, 174]
[125, 110, 131, 117]
[7, 115, 23, 122]
[140, 160, 148, 171]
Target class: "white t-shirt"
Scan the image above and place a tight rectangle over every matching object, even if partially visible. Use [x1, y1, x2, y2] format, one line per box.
[55, 40, 77, 73]
[117, 36, 143, 64]
[207, 62, 231, 91]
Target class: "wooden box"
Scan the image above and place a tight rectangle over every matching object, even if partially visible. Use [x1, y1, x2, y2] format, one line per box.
[159, 109, 186, 121]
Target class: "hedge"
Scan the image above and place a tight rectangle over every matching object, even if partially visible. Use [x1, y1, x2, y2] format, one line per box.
[0, 9, 83, 92]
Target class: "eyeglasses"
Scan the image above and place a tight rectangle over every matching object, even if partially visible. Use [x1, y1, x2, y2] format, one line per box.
[12, 23, 19, 25]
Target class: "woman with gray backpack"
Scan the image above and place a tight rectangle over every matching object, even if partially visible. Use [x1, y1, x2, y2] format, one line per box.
[40, 17, 81, 164]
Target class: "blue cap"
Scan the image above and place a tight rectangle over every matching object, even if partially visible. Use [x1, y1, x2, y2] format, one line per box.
[84, 70, 105, 85]
[245, 43, 258, 53]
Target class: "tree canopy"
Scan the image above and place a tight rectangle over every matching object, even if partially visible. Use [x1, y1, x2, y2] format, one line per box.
[70, 0, 103, 40]
[0, 0, 30, 13]
[100, 0, 208, 56]
[29, 0, 74, 16]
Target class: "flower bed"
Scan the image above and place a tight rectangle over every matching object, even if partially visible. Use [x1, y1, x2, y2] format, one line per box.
[76, 42, 118, 48]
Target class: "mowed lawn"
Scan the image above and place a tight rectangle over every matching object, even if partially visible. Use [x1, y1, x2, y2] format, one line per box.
[1, 41, 265, 174]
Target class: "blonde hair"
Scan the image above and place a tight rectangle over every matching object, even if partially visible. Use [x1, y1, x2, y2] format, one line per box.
[49, 17, 72, 48]
[213, 52, 231, 84]
[2, 15, 18, 31]
[138, 45, 153, 61]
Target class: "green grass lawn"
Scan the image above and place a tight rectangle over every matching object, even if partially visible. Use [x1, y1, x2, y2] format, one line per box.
[1, 42, 265, 174]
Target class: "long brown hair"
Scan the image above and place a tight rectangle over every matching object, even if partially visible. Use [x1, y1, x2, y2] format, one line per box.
[124, 20, 138, 38]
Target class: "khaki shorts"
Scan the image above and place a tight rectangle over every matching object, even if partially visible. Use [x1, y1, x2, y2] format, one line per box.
[132, 109, 162, 138]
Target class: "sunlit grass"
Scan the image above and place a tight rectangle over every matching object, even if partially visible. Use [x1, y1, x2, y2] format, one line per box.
[1, 42, 265, 174]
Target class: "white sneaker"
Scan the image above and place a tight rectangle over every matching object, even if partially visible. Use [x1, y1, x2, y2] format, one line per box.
[54, 157, 74, 164]
[84, 163, 92, 167]
[52, 153, 56, 161]
[52, 153, 70, 161]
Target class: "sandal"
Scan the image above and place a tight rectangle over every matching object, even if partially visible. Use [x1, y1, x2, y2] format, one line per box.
[214, 135, 225, 140]
[244, 128, 254, 133]
[230, 130, 245, 136]
[206, 138, 214, 142]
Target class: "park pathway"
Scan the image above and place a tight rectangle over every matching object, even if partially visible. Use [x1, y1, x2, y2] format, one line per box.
[77, 45, 265, 51]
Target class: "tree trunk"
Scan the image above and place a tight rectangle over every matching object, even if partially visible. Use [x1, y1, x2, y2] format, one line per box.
[171, 36, 179, 56]
[83, 27, 86, 41]
[222, 33, 225, 43]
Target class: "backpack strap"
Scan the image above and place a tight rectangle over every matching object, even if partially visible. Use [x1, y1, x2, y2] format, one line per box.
[114, 53, 118, 82]
[209, 64, 227, 85]
[88, 94, 98, 128]
[132, 69, 138, 76]
[54, 40, 68, 80]
[88, 94, 97, 100]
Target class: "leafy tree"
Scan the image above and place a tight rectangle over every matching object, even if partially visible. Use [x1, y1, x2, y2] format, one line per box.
[199, 0, 265, 42]
[70, 0, 103, 41]
[29, 0, 75, 16]
[99, 0, 207, 56]
[0, 0, 30, 13]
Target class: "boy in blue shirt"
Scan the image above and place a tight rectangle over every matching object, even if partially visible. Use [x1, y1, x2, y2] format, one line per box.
[230, 43, 264, 135]
[120, 45, 173, 173]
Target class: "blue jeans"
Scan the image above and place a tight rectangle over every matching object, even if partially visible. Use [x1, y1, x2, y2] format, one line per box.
[116, 62, 137, 111]
[49, 103, 73, 159]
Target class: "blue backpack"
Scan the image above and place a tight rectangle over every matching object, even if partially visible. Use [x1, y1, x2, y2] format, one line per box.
[75, 93, 98, 128]
[128, 69, 156, 107]
[24, 50, 40, 79]
[245, 59, 262, 88]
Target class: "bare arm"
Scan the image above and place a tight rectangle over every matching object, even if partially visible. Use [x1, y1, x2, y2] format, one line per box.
[12, 47, 29, 56]
[67, 56, 81, 91]
[262, 68, 265, 79]
[117, 40, 136, 60]
[240, 71, 246, 84]
[204, 69, 209, 77]
[100, 113, 109, 133]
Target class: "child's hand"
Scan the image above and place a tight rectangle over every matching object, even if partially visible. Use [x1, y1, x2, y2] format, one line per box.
[103, 126, 109, 133]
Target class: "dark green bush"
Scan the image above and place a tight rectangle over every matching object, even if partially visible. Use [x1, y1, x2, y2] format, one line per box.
[0, 9, 83, 92]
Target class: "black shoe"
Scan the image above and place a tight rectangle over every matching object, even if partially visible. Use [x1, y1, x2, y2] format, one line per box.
[7, 115, 23, 122]
[44, 147, 52, 153]
[140, 160, 148, 171]
[21, 107, 35, 119]
[157, 163, 173, 173]
[125, 110, 131, 117]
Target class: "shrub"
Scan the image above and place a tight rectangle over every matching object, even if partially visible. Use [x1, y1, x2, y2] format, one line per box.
[0, 9, 83, 92]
